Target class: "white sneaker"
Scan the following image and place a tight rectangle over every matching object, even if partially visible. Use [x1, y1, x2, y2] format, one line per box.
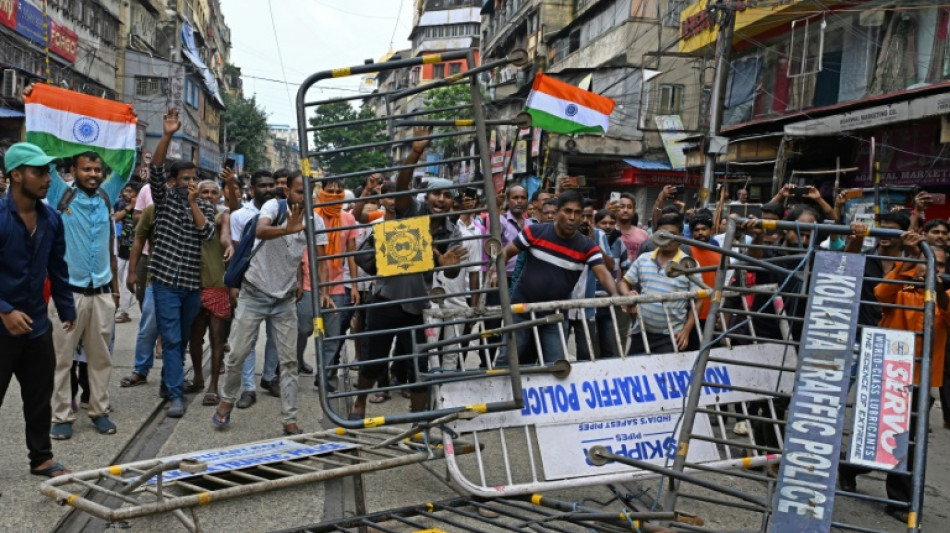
[733, 421, 750, 436]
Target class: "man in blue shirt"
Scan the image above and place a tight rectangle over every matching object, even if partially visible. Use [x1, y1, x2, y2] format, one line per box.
[47, 151, 127, 440]
[0, 142, 76, 477]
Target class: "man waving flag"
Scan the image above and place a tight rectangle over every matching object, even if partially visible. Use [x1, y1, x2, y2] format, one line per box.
[525, 73, 616, 135]
[25, 83, 137, 179]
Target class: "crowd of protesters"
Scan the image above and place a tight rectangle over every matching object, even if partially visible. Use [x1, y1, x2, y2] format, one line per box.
[0, 109, 948, 526]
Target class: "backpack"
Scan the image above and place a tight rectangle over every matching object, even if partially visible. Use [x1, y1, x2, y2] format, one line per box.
[223, 200, 288, 289]
[57, 186, 114, 239]
[57, 186, 111, 214]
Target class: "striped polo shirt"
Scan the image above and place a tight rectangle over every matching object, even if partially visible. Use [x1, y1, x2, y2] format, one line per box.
[623, 248, 695, 334]
[511, 223, 603, 305]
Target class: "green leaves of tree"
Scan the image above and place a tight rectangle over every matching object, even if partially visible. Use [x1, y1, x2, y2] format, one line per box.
[309, 101, 388, 188]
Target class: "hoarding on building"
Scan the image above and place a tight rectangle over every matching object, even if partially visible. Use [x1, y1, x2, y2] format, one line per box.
[48, 18, 78, 63]
[0, 0, 16, 31]
[15, 0, 44, 46]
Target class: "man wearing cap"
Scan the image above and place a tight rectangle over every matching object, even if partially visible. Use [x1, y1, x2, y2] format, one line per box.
[350, 129, 469, 419]
[46, 149, 128, 440]
[0, 142, 76, 477]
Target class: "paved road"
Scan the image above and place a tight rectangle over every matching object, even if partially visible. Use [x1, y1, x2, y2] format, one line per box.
[2, 309, 950, 532]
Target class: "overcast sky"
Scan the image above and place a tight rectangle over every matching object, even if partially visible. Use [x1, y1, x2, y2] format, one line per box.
[220, 0, 416, 129]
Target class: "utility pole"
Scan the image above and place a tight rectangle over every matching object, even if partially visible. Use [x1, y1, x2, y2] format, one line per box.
[700, 2, 737, 208]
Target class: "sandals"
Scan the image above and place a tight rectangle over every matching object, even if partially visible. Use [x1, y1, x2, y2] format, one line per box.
[31, 462, 69, 478]
[120, 373, 147, 387]
[183, 380, 204, 394]
[212, 404, 233, 428]
[282, 424, 303, 436]
[368, 392, 391, 404]
[202, 392, 220, 406]
[347, 407, 366, 421]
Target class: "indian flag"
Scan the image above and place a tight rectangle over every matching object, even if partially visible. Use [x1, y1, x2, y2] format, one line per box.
[25, 83, 137, 179]
[525, 73, 616, 135]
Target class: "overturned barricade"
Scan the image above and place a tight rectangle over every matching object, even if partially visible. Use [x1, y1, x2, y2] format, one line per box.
[583, 218, 938, 532]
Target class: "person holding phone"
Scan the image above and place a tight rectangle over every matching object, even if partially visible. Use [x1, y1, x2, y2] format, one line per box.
[651, 185, 686, 228]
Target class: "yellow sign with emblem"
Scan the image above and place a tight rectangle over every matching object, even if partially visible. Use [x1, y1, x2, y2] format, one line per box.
[376, 215, 433, 277]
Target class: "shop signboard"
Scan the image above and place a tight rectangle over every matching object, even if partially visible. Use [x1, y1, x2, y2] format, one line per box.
[0, 0, 16, 30]
[15, 0, 44, 46]
[49, 18, 78, 63]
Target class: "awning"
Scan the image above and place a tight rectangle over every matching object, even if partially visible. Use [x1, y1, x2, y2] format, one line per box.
[622, 158, 675, 171]
[181, 22, 224, 107]
[600, 158, 699, 188]
[0, 107, 25, 118]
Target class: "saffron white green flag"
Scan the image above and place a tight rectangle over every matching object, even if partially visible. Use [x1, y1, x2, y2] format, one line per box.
[25, 83, 137, 179]
[525, 73, 616, 135]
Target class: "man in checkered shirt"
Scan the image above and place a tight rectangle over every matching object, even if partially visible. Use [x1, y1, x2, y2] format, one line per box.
[147, 109, 216, 418]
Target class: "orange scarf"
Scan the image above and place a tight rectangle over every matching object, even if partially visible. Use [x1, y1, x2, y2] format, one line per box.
[316, 190, 345, 270]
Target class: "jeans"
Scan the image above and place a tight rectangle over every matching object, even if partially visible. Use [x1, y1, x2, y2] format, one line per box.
[222, 284, 299, 424]
[133, 285, 158, 377]
[321, 293, 350, 371]
[152, 282, 201, 401]
[0, 330, 56, 469]
[296, 290, 315, 368]
[497, 313, 564, 366]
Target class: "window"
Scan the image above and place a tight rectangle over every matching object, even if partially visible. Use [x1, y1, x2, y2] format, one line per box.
[664, 0, 690, 28]
[432, 63, 446, 79]
[185, 79, 200, 108]
[449, 62, 462, 76]
[135, 76, 165, 97]
[657, 84, 685, 116]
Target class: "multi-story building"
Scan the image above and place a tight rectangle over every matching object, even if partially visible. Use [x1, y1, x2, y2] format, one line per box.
[265, 124, 298, 171]
[543, 0, 705, 214]
[120, 0, 229, 179]
[480, 0, 702, 217]
[0, 0, 122, 142]
[680, 0, 950, 220]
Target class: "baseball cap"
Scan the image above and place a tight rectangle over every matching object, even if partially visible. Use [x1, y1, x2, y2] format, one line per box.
[4, 142, 61, 172]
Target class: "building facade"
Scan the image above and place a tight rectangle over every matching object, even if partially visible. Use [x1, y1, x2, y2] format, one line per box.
[680, 0, 950, 220]
[0, 0, 122, 144]
[480, 0, 704, 220]
[120, 0, 229, 179]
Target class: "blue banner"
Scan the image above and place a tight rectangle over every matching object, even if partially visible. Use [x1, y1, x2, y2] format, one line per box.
[771, 251, 866, 532]
[16, 0, 44, 46]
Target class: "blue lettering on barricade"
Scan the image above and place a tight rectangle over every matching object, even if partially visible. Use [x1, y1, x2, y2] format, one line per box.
[771, 252, 865, 532]
[137, 440, 358, 485]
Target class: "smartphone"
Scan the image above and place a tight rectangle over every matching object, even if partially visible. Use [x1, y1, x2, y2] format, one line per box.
[224, 157, 236, 171]
[609, 191, 621, 203]
[672, 185, 685, 196]
[931, 193, 946, 205]
[792, 187, 810, 197]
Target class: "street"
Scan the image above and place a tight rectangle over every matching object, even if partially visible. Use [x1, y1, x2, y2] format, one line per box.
[1, 307, 950, 532]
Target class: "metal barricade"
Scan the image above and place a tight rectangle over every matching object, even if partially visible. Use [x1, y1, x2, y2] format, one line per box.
[272, 491, 705, 533]
[40, 427, 476, 532]
[584, 218, 938, 533]
[433, 287, 804, 501]
[295, 50, 544, 429]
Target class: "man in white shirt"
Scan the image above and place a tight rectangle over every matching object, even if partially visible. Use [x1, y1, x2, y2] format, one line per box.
[228, 170, 282, 408]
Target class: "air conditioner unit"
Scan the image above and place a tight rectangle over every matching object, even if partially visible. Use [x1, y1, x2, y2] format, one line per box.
[2, 69, 18, 99]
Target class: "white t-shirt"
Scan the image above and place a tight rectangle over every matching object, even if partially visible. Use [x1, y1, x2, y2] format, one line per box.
[243, 199, 313, 299]
[433, 217, 484, 309]
[230, 203, 261, 243]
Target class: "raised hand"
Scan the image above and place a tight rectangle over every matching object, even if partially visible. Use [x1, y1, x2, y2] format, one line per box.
[163, 108, 182, 136]
[286, 202, 305, 233]
[411, 126, 432, 154]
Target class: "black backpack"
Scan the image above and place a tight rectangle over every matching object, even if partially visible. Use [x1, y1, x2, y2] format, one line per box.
[223, 200, 287, 288]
